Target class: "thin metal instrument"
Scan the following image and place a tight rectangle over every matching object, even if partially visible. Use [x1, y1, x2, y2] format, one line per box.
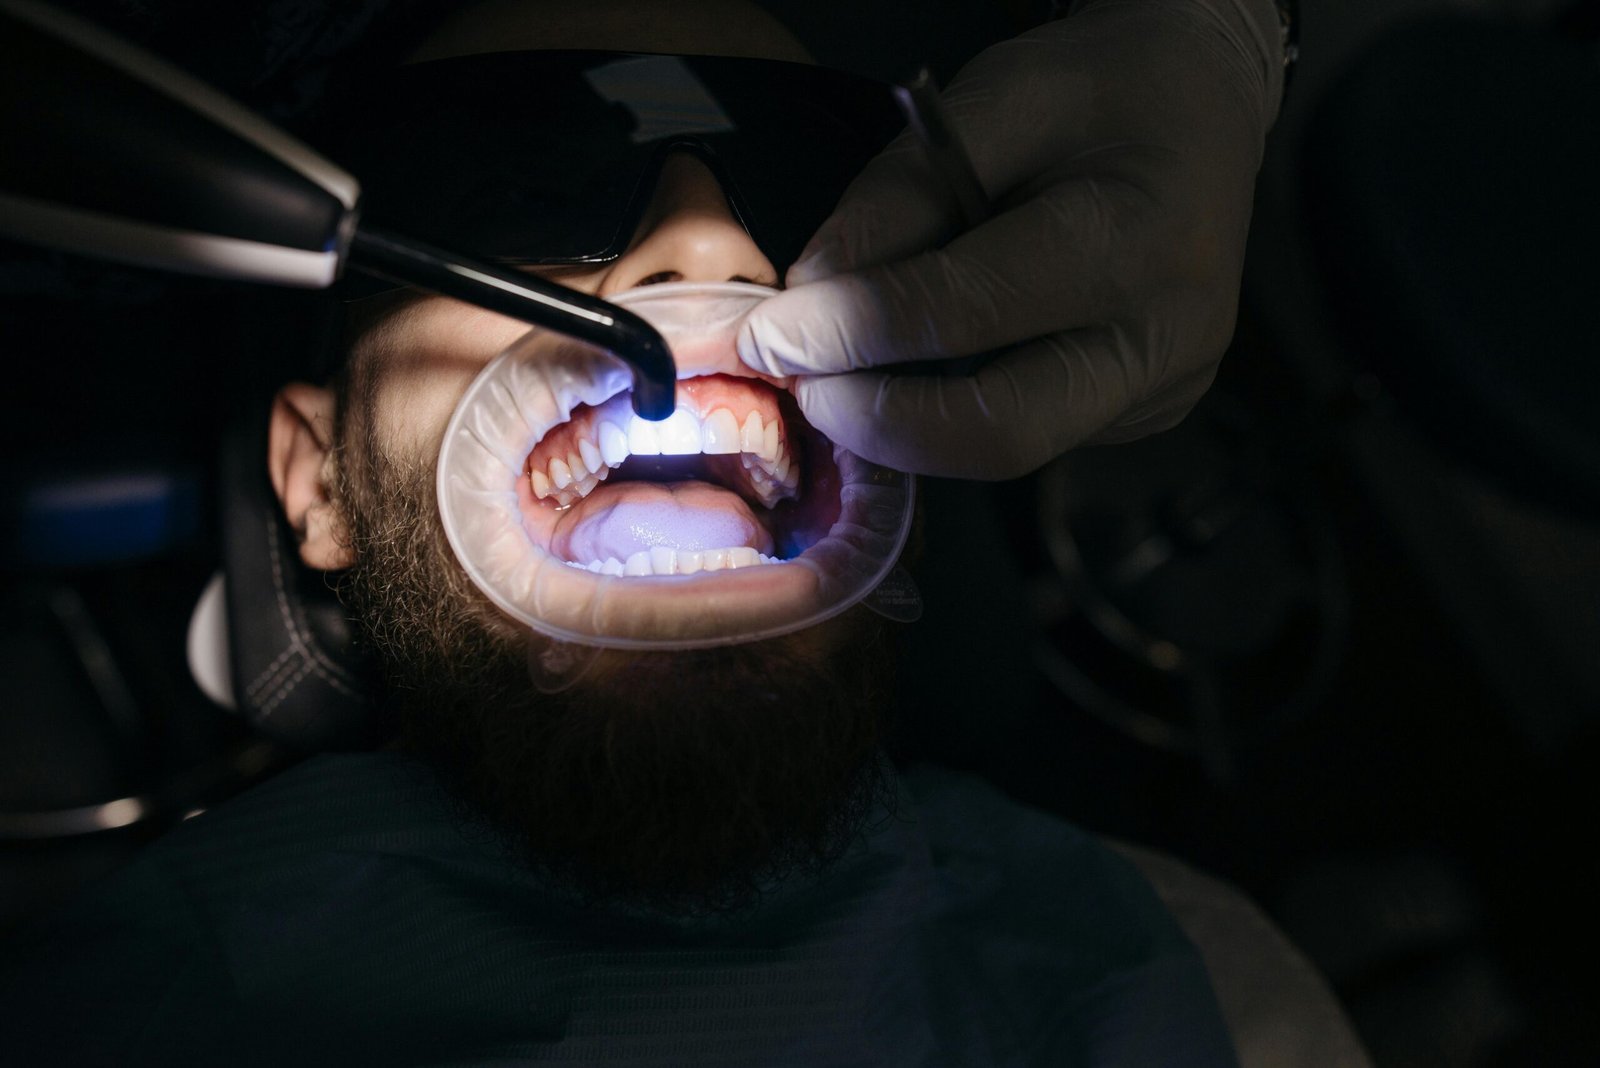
[893, 68, 992, 232]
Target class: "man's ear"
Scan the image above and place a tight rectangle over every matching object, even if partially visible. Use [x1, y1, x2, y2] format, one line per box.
[267, 382, 355, 571]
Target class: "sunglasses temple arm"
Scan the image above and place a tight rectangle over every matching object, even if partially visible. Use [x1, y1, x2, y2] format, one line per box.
[348, 225, 677, 420]
[893, 69, 991, 232]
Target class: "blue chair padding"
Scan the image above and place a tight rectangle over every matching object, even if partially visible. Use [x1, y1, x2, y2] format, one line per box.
[2, 465, 203, 569]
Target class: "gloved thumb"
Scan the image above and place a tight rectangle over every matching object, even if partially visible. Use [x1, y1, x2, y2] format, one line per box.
[741, 187, 1111, 378]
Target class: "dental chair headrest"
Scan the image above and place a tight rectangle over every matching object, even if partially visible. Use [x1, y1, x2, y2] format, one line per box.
[197, 406, 384, 750]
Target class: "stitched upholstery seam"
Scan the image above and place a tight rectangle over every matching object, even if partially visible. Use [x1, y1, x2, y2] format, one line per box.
[253, 515, 362, 717]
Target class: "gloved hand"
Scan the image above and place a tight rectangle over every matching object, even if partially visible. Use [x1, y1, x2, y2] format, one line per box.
[738, 0, 1285, 479]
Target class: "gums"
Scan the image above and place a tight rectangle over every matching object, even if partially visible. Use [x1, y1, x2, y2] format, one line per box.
[516, 376, 841, 576]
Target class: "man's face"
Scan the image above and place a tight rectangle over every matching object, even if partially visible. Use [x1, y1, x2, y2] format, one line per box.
[276, 153, 899, 915]
[346, 155, 781, 466]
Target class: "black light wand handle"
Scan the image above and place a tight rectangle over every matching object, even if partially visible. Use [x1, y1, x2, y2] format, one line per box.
[0, 0, 677, 420]
[349, 227, 675, 419]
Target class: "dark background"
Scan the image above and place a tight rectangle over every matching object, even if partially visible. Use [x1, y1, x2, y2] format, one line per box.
[3, 2, 1597, 1065]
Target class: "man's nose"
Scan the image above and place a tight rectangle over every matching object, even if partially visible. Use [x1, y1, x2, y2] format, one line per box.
[598, 153, 777, 296]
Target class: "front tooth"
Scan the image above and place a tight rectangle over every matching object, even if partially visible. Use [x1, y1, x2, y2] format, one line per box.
[530, 468, 552, 498]
[740, 411, 763, 453]
[649, 546, 677, 574]
[761, 418, 779, 461]
[600, 557, 625, 576]
[599, 421, 629, 465]
[567, 452, 588, 481]
[677, 550, 703, 574]
[586, 559, 603, 573]
[657, 408, 701, 455]
[627, 416, 661, 455]
[700, 548, 729, 572]
[550, 458, 573, 490]
[575, 474, 599, 497]
[578, 438, 602, 473]
[775, 454, 791, 484]
[727, 546, 759, 569]
[701, 409, 740, 454]
[624, 550, 652, 576]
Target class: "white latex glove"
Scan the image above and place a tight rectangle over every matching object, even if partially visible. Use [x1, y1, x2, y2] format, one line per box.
[738, 0, 1285, 479]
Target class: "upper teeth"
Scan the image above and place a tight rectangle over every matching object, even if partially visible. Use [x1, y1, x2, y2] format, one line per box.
[531, 394, 799, 509]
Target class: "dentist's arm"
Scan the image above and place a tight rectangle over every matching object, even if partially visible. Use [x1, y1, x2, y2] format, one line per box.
[739, 0, 1287, 478]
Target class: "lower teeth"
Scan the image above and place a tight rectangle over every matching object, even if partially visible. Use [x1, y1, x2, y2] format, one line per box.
[565, 546, 780, 576]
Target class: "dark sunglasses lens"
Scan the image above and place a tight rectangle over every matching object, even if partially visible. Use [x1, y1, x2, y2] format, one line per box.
[440, 148, 645, 262]
[689, 62, 904, 270]
[717, 129, 893, 269]
[319, 55, 647, 261]
[316, 53, 902, 270]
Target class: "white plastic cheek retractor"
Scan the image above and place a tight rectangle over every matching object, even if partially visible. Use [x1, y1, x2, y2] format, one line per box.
[435, 282, 917, 652]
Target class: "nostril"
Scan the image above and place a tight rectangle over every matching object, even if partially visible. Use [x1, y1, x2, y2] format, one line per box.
[637, 271, 682, 286]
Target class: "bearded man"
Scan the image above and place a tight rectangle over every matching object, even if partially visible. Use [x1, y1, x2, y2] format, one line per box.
[1, 2, 1368, 1065]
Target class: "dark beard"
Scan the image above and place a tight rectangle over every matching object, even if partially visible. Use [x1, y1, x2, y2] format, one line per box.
[332, 449, 897, 917]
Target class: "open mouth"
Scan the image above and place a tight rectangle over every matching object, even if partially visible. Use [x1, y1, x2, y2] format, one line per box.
[517, 373, 842, 575]
[435, 281, 913, 649]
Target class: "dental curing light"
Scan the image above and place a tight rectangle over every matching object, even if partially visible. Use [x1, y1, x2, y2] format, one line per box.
[0, 0, 675, 419]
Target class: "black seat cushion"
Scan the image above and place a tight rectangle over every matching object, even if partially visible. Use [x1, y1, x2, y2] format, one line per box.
[218, 407, 383, 751]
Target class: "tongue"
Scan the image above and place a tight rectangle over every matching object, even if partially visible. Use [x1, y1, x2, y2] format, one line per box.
[551, 481, 775, 563]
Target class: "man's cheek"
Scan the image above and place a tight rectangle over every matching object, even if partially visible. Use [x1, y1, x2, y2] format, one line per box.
[374, 364, 476, 462]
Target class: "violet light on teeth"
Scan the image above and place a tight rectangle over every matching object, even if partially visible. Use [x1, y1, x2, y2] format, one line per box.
[436, 282, 916, 650]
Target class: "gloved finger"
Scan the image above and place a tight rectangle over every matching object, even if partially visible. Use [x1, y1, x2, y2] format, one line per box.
[1083, 362, 1217, 445]
[790, 32, 1106, 286]
[789, 327, 1141, 480]
[742, 177, 1152, 378]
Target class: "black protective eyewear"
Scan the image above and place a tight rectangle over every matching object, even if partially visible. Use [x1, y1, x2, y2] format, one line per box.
[314, 51, 909, 280]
